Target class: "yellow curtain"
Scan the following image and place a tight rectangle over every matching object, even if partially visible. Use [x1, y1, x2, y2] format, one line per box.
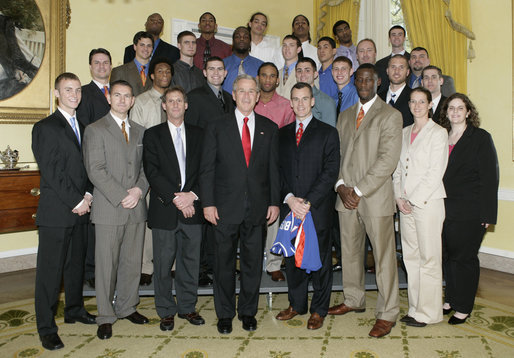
[314, 0, 361, 44]
[401, 0, 475, 93]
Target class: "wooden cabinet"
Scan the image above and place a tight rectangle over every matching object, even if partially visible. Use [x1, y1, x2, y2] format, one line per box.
[0, 170, 40, 233]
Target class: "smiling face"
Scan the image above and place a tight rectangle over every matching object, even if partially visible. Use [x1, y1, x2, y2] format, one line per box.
[354, 68, 378, 104]
[134, 37, 153, 63]
[90, 53, 111, 83]
[386, 56, 409, 86]
[257, 65, 279, 93]
[446, 98, 470, 127]
[295, 61, 317, 85]
[108, 84, 134, 118]
[232, 78, 260, 115]
[203, 60, 227, 87]
[389, 28, 405, 48]
[408, 90, 432, 120]
[332, 60, 353, 87]
[290, 86, 314, 120]
[356, 40, 376, 65]
[409, 49, 430, 72]
[55, 78, 82, 115]
[162, 90, 188, 123]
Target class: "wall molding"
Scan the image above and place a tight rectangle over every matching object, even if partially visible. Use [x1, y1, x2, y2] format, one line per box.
[498, 188, 514, 201]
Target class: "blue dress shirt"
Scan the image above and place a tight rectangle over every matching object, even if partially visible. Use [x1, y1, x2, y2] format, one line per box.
[222, 54, 263, 93]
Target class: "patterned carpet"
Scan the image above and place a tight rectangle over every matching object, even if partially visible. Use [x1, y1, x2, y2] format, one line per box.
[0, 290, 513, 358]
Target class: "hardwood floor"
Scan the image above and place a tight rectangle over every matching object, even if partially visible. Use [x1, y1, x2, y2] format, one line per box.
[0, 267, 512, 307]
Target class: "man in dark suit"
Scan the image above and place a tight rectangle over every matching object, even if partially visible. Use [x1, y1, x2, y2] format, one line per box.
[376, 26, 410, 90]
[76, 48, 113, 288]
[275, 82, 340, 330]
[421, 65, 446, 123]
[111, 31, 154, 97]
[200, 74, 280, 334]
[123, 13, 179, 64]
[185, 56, 234, 129]
[83, 80, 149, 340]
[378, 54, 413, 128]
[31, 73, 96, 351]
[408, 47, 456, 97]
[143, 86, 205, 332]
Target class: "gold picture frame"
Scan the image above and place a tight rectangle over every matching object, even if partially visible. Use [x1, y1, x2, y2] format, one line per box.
[0, 0, 69, 124]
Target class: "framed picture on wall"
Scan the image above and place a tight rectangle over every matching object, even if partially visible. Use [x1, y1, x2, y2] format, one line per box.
[0, 0, 68, 124]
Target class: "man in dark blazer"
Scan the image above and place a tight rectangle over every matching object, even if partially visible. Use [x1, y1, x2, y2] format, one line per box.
[143, 86, 205, 332]
[421, 65, 447, 123]
[31, 73, 96, 351]
[186, 56, 234, 128]
[275, 82, 340, 330]
[123, 13, 179, 64]
[376, 25, 410, 91]
[408, 47, 456, 97]
[378, 54, 413, 128]
[83, 80, 149, 340]
[200, 74, 280, 334]
[111, 31, 154, 97]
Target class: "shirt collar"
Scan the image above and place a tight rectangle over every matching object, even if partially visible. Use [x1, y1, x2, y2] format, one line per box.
[110, 111, 130, 128]
[92, 79, 109, 89]
[358, 94, 378, 114]
[235, 108, 255, 122]
[296, 114, 313, 130]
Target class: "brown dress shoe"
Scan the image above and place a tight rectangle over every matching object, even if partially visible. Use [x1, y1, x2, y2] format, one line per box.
[307, 313, 324, 330]
[369, 319, 396, 338]
[267, 270, 285, 282]
[276, 306, 299, 320]
[327, 303, 366, 315]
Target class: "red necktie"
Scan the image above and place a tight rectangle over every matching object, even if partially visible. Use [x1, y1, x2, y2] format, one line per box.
[356, 107, 365, 129]
[296, 122, 303, 146]
[242, 117, 251, 166]
[140, 65, 146, 86]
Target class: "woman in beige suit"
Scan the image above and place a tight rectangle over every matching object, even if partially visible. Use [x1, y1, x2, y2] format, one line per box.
[393, 87, 448, 327]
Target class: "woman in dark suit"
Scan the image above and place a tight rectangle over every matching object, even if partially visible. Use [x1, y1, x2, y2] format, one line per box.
[439, 93, 499, 325]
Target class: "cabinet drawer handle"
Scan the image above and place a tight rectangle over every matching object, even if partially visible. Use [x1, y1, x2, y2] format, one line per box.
[30, 188, 40, 196]
[32, 214, 37, 219]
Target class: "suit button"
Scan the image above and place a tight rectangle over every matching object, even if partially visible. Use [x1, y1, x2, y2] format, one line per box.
[406, 166, 408, 169]
[406, 158, 409, 161]
[424, 201, 427, 204]
[128, 175, 132, 179]
[405, 173, 408, 176]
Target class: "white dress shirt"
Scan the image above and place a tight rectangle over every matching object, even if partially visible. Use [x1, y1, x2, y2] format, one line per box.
[235, 108, 255, 149]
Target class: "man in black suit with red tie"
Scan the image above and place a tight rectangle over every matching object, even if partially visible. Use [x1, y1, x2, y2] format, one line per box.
[31, 73, 96, 351]
[200, 74, 280, 334]
[143, 86, 205, 332]
[275, 82, 340, 330]
[123, 13, 179, 65]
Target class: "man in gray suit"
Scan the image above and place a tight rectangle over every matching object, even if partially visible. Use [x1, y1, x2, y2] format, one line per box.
[83, 80, 149, 340]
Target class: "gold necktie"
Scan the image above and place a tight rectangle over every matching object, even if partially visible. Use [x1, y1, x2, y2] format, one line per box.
[356, 107, 365, 130]
[121, 121, 129, 143]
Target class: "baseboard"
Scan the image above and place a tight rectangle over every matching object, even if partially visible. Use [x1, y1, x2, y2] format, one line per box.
[0, 253, 36, 273]
[479, 252, 514, 274]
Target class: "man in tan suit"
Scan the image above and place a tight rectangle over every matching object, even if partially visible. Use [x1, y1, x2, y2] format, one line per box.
[328, 63, 402, 338]
[83, 80, 149, 340]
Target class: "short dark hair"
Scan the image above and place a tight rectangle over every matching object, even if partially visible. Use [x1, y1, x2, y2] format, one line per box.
[292, 14, 311, 42]
[411, 46, 429, 58]
[355, 63, 378, 79]
[249, 12, 267, 24]
[291, 82, 313, 98]
[88, 48, 111, 65]
[421, 65, 442, 78]
[388, 25, 406, 37]
[199, 12, 216, 23]
[410, 87, 432, 103]
[162, 85, 188, 104]
[110, 80, 134, 96]
[54, 72, 80, 89]
[258, 62, 279, 77]
[133, 31, 154, 46]
[332, 20, 350, 36]
[204, 56, 225, 70]
[387, 54, 409, 67]
[296, 57, 317, 71]
[333, 56, 353, 68]
[318, 36, 336, 49]
[232, 26, 251, 42]
[283, 34, 302, 48]
[148, 57, 174, 77]
[177, 30, 196, 43]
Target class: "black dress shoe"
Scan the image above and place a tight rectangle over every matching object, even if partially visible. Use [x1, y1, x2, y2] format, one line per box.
[122, 311, 149, 324]
[139, 273, 152, 286]
[448, 315, 468, 325]
[97, 323, 112, 339]
[198, 272, 213, 286]
[443, 307, 453, 315]
[399, 315, 415, 323]
[40, 333, 64, 350]
[178, 312, 205, 325]
[85, 278, 95, 288]
[217, 318, 232, 334]
[332, 262, 342, 272]
[405, 318, 427, 327]
[160, 316, 174, 331]
[239, 315, 257, 331]
[64, 312, 96, 324]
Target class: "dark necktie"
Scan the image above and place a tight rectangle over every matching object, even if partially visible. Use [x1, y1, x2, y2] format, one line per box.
[203, 40, 211, 67]
[218, 91, 226, 111]
[336, 91, 343, 114]
[242, 117, 251, 166]
[389, 93, 396, 106]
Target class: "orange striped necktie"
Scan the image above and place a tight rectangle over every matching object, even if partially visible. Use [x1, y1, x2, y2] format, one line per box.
[356, 107, 365, 129]
[140, 65, 146, 86]
[103, 86, 109, 100]
[121, 121, 129, 143]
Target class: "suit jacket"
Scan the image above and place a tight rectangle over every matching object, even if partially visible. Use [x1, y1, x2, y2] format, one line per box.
[76, 81, 110, 127]
[443, 125, 499, 224]
[378, 85, 413, 128]
[276, 66, 297, 99]
[110, 61, 152, 97]
[143, 122, 204, 229]
[441, 75, 456, 98]
[200, 112, 280, 225]
[336, 97, 402, 217]
[279, 118, 340, 234]
[123, 39, 179, 64]
[432, 95, 447, 124]
[184, 83, 234, 128]
[83, 113, 149, 225]
[31, 110, 90, 227]
[376, 51, 410, 91]
[393, 119, 448, 207]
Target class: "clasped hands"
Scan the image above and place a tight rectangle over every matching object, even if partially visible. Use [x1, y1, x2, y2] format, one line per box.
[173, 192, 196, 218]
[286, 196, 310, 220]
[337, 185, 360, 210]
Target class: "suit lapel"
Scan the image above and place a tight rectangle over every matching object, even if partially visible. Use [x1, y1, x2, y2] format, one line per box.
[226, 114, 248, 168]
[354, 100, 380, 141]
[298, 118, 317, 150]
[55, 110, 81, 150]
[159, 122, 180, 173]
[105, 113, 129, 145]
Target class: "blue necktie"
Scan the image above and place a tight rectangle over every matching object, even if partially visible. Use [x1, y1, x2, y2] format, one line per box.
[70, 116, 80, 145]
[389, 93, 396, 106]
[174, 127, 186, 189]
